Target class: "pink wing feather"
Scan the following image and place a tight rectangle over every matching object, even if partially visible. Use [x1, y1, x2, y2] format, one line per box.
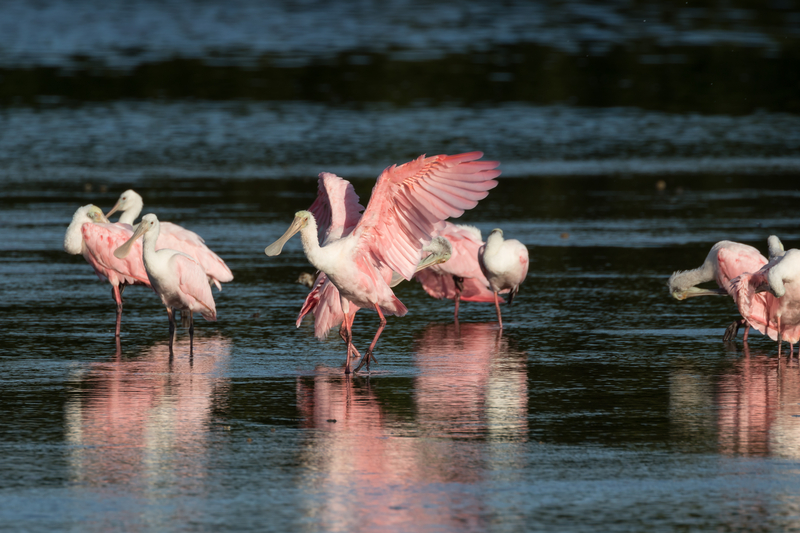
[307, 172, 365, 246]
[173, 254, 217, 321]
[158, 222, 233, 284]
[81, 223, 150, 286]
[297, 272, 362, 339]
[353, 152, 500, 281]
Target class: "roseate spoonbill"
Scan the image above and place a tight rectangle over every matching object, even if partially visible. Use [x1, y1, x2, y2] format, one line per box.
[266, 152, 500, 374]
[415, 222, 499, 320]
[668, 240, 769, 342]
[733, 248, 800, 355]
[295, 172, 451, 368]
[64, 204, 151, 336]
[106, 189, 233, 290]
[114, 214, 216, 355]
[478, 229, 529, 328]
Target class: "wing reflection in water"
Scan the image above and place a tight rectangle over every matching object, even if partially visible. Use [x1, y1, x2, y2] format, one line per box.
[716, 345, 800, 458]
[64, 335, 232, 493]
[295, 323, 528, 532]
[413, 322, 529, 441]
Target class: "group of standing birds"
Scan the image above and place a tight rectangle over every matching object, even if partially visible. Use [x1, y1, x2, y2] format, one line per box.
[669, 236, 800, 355]
[64, 152, 528, 371]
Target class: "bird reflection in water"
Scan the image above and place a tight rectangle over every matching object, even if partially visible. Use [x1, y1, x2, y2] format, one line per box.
[294, 322, 527, 532]
[64, 335, 231, 493]
[715, 344, 800, 458]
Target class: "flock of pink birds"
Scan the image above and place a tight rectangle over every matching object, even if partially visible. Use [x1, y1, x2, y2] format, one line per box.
[64, 152, 529, 372]
[669, 236, 800, 355]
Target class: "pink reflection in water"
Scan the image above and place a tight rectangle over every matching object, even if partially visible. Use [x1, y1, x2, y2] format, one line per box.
[65, 335, 231, 491]
[716, 345, 800, 457]
[294, 322, 528, 532]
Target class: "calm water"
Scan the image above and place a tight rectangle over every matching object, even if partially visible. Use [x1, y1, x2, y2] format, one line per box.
[2, 1, 800, 532]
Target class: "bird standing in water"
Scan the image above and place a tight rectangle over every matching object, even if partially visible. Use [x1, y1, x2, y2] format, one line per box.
[478, 228, 529, 328]
[114, 213, 217, 355]
[106, 189, 233, 290]
[266, 152, 500, 374]
[64, 204, 151, 336]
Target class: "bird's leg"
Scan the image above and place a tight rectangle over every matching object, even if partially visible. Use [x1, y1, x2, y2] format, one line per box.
[355, 305, 386, 373]
[111, 285, 123, 337]
[743, 324, 750, 342]
[188, 311, 194, 357]
[453, 276, 464, 321]
[167, 307, 176, 356]
[339, 318, 362, 360]
[778, 316, 783, 357]
[494, 291, 503, 328]
[342, 311, 353, 375]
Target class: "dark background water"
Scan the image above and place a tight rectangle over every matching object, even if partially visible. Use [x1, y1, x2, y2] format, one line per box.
[2, 1, 800, 531]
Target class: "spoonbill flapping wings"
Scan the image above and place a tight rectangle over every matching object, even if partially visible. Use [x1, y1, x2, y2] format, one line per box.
[266, 152, 500, 373]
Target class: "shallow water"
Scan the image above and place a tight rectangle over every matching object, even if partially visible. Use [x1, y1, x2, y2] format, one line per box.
[3, 0, 800, 531]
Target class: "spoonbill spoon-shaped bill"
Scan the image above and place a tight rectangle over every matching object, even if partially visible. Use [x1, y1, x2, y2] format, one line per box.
[115, 213, 216, 355]
[478, 228, 529, 328]
[64, 204, 151, 337]
[106, 189, 233, 290]
[668, 240, 769, 342]
[267, 151, 500, 374]
[732, 248, 800, 355]
[415, 222, 500, 320]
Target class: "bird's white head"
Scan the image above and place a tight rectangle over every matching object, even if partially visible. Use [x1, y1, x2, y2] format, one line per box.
[64, 204, 109, 254]
[106, 189, 144, 223]
[767, 235, 785, 260]
[114, 213, 159, 259]
[265, 210, 312, 256]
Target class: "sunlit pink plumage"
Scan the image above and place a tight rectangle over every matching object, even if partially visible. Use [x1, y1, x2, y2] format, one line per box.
[669, 240, 770, 341]
[267, 152, 501, 373]
[64, 204, 151, 336]
[731, 247, 800, 354]
[414, 222, 499, 319]
[106, 189, 233, 290]
[114, 213, 217, 355]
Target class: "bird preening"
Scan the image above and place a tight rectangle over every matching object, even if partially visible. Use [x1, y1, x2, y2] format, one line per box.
[668, 235, 800, 356]
[64, 152, 529, 368]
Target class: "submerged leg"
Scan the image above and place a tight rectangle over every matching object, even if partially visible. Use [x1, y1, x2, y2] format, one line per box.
[339, 316, 362, 360]
[167, 307, 176, 355]
[355, 305, 387, 373]
[494, 291, 503, 328]
[453, 276, 464, 321]
[188, 311, 194, 356]
[111, 285, 123, 337]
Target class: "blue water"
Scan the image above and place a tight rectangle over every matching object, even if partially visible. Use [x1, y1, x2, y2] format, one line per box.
[3, 0, 800, 531]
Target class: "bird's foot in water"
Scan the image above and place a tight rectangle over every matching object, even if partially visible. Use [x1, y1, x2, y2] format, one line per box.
[354, 350, 377, 374]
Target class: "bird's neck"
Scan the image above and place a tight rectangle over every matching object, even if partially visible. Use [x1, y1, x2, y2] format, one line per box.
[141, 224, 161, 270]
[64, 215, 89, 255]
[670, 262, 715, 292]
[119, 201, 143, 225]
[483, 233, 504, 258]
[299, 217, 330, 272]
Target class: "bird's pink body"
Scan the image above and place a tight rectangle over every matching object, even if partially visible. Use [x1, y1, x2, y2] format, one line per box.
[415, 222, 496, 303]
[731, 249, 800, 350]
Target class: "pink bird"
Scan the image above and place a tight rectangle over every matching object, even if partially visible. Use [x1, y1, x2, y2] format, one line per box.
[114, 213, 217, 355]
[414, 222, 500, 320]
[64, 204, 151, 337]
[106, 189, 233, 290]
[478, 229, 529, 328]
[668, 240, 770, 342]
[266, 152, 501, 374]
[731, 246, 800, 355]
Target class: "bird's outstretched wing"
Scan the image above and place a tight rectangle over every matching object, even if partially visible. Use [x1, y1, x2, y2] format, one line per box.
[352, 152, 500, 281]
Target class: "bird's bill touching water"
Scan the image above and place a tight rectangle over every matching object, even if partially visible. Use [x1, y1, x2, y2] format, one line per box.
[671, 286, 728, 300]
[265, 213, 308, 257]
[113, 223, 148, 259]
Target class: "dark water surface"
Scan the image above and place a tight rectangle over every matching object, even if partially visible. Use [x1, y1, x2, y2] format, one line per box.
[3, 1, 800, 532]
